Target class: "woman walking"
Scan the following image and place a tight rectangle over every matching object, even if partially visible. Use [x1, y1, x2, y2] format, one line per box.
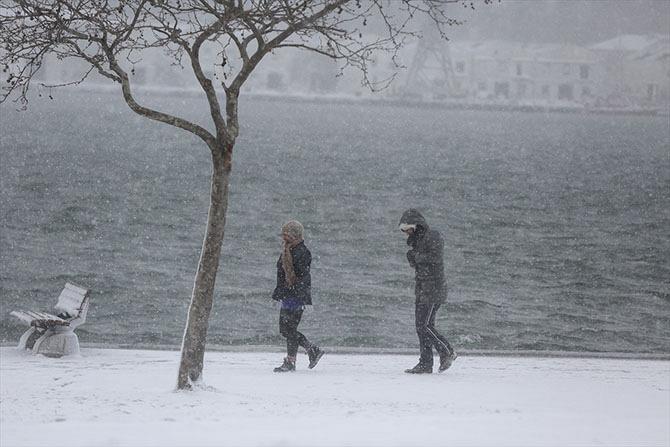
[271, 220, 324, 372]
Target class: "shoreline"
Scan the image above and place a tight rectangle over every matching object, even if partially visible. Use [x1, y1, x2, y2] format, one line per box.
[28, 83, 668, 117]
[3, 341, 668, 360]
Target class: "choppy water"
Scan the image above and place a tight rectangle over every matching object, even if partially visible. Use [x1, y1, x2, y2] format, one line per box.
[1, 90, 669, 353]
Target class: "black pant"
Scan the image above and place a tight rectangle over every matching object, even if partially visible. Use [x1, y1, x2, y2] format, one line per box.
[415, 300, 454, 366]
[279, 308, 312, 357]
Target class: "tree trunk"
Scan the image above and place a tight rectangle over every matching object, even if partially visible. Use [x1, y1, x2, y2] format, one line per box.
[177, 147, 231, 390]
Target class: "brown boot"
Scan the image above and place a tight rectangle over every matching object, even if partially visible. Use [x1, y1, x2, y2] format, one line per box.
[439, 352, 458, 373]
[404, 363, 433, 374]
[273, 357, 296, 373]
[307, 346, 324, 369]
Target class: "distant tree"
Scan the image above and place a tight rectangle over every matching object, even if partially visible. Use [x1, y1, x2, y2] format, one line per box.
[0, 0, 493, 390]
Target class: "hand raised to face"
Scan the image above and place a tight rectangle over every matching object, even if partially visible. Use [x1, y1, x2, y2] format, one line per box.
[282, 232, 299, 248]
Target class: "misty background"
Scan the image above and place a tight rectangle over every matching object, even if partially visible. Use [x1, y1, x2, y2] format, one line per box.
[450, 0, 669, 45]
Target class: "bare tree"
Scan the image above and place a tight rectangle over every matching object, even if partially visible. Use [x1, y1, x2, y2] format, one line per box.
[0, 0, 493, 390]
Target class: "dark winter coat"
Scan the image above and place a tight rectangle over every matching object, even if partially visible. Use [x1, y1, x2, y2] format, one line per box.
[271, 241, 312, 305]
[400, 209, 446, 304]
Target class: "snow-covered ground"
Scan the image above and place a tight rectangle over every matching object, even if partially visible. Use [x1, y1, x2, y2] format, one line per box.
[1, 347, 668, 447]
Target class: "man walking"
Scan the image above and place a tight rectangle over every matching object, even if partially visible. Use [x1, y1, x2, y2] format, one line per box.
[399, 209, 457, 374]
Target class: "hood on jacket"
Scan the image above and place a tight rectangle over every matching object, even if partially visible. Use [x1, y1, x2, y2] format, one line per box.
[399, 208, 429, 231]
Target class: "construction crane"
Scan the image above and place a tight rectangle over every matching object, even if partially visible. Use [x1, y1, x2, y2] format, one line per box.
[401, 28, 458, 100]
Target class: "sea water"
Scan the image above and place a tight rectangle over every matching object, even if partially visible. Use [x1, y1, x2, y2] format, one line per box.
[1, 90, 668, 353]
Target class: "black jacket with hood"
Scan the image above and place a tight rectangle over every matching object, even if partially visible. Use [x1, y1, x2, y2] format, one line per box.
[271, 241, 312, 306]
[399, 209, 446, 303]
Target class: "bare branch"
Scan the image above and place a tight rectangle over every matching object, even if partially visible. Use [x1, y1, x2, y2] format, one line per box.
[1, 0, 489, 137]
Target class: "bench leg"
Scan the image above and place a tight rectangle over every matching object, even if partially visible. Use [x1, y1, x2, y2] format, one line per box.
[33, 330, 80, 358]
[18, 327, 43, 350]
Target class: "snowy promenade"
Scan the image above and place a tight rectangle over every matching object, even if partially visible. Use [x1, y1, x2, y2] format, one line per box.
[1, 347, 668, 447]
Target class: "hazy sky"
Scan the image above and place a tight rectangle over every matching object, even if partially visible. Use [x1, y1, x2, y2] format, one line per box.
[447, 0, 670, 45]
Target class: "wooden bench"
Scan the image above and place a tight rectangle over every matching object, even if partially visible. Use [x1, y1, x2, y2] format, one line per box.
[11, 282, 90, 357]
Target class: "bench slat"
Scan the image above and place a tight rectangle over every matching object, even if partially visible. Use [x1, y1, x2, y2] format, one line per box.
[64, 282, 88, 296]
[10, 310, 35, 324]
[29, 311, 45, 320]
[37, 311, 60, 320]
[58, 289, 85, 303]
[29, 310, 61, 321]
[55, 284, 89, 315]
[10, 310, 68, 327]
[32, 319, 69, 327]
[56, 297, 83, 314]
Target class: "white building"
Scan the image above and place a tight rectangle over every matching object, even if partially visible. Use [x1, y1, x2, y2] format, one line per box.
[590, 34, 670, 107]
[448, 41, 600, 105]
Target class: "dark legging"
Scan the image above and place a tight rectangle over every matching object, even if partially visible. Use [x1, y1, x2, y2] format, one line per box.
[415, 300, 454, 366]
[279, 308, 312, 357]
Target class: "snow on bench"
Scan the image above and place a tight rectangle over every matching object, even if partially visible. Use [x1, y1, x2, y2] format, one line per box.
[10, 310, 69, 327]
[10, 282, 91, 357]
[11, 282, 90, 328]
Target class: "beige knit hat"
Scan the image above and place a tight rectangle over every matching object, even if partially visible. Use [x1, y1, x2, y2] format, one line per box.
[281, 220, 304, 239]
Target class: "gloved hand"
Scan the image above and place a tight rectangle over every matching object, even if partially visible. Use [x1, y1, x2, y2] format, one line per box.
[406, 249, 416, 268]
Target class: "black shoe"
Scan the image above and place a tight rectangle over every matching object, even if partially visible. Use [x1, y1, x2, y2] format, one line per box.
[439, 352, 458, 373]
[404, 363, 433, 374]
[273, 357, 295, 373]
[307, 346, 324, 369]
